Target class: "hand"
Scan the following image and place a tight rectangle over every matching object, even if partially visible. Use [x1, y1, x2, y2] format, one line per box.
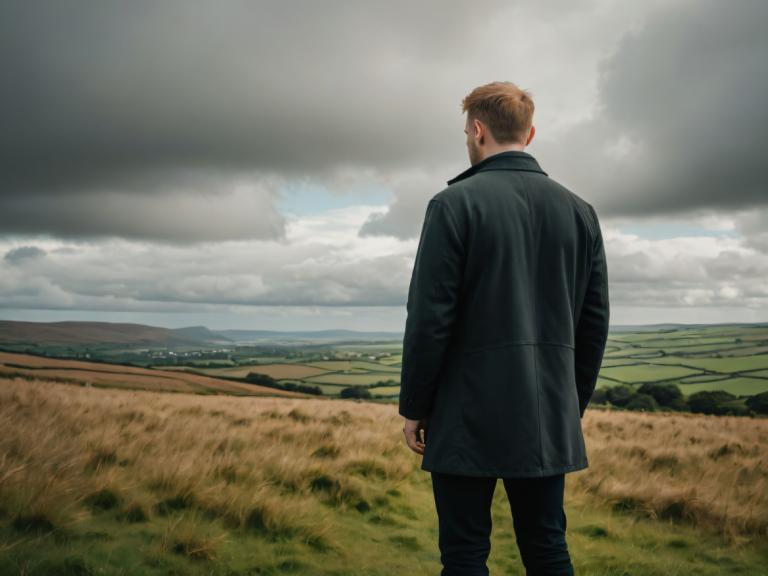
[403, 417, 428, 455]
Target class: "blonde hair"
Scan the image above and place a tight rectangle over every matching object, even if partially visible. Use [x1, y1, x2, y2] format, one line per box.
[462, 81, 535, 144]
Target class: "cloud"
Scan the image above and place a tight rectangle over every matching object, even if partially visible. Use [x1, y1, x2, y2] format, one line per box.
[362, 0, 768, 240]
[357, 168, 455, 239]
[1, 207, 766, 314]
[535, 0, 768, 217]
[4, 245, 46, 263]
[0, 205, 417, 310]
[0, 1, 496, 231]
[0, 175, 286, 243]
[601, 223, 767, 309]
[734, 207, 768, 254]
[0, 0, 664, 241]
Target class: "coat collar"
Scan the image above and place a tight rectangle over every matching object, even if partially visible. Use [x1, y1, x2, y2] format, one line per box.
[447, 150, 548, 185]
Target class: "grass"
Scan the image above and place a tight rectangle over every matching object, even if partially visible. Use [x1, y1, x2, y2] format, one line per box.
[0, 370, 766, 574]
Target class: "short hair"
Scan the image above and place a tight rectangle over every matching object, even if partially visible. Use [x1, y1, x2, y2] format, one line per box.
[461, 81, 535, 144]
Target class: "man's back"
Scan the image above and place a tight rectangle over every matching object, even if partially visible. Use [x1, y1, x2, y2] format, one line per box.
[399, 150, 610, 478]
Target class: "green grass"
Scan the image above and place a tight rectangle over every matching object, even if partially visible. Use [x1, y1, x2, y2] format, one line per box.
[650, 355, 768, 372]
[599, 363, 702, 383]
[349, 361, 401, 373]
[578, 325, 768, 398]
[369, 385, 401, 396]
[305, 373, 400, 386]
[1, 475, 766, 575]
[677, 377, 768, 396]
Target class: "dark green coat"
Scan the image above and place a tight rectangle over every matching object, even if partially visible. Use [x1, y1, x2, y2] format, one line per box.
[398, 150, 610, 478]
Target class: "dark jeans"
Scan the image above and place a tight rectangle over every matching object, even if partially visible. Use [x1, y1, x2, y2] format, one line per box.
[430, 471, 575, 576]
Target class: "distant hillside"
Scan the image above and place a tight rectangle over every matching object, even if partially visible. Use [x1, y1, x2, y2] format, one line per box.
[214, 328, 403, 343]
[172, 325, 234, 344]
[4, 319, 764, 348]
[0, 320, 224, 346]
[0, 320, 403, 347]
[610, 322, 768, 333]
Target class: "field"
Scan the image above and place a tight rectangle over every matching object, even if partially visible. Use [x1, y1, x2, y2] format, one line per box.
[0, 373, 766, 575]
[0, 352, 307, 398]
[592, 325, 768, 397]
[156, 325, 768, 401]
[179, 357, 403, 398]
[6, 324, 766, 403]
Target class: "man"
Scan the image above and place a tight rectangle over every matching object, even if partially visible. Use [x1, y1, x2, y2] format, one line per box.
[399, 81, 610, 575]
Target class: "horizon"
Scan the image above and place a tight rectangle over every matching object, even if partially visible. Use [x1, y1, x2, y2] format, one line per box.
[2, 316, 766, 335]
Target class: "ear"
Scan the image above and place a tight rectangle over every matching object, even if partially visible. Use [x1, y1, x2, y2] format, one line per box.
[473, 118, 484, 143]
[526, 125, 536, 146]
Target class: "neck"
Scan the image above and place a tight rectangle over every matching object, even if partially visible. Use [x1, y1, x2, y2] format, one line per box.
[479, 142, 526, 162]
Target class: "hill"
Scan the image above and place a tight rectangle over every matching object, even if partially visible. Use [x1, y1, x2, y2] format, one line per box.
[0, 320, 227, 346]
[0, 319, 403, 347]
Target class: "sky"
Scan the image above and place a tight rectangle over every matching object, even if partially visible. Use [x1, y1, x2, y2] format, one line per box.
[1, 0, 766, 332]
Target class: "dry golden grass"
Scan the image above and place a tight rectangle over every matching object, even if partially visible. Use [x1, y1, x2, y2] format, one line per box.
[573, 407, 768, 543]
[0, 375, 414, 557]
[0, 351, 166, 372]
[0, 373, 765, 558]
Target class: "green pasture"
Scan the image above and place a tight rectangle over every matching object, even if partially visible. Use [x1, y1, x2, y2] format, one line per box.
[377, 355, 402, 365]
[369, 385, 402, 396]
[598, 363, 701, 384]
[350, 360, 401, 373]
[2, 470, 766, 576]
[649, 355, 768, 372]
[677, 377, 768, 396]
[305, 373, 400, 386]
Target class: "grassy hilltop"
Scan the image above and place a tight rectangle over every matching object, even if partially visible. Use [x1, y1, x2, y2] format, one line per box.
[0, 371, 766, 575]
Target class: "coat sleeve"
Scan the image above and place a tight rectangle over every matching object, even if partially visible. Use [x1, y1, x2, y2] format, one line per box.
[399, 198, 465, 420]
[574, 204, 610, 418]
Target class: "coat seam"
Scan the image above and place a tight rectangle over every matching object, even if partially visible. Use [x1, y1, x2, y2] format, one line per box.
[463, 339, 574, 356]
[534, 347, 543, 473]
[520, 172, 544, 474]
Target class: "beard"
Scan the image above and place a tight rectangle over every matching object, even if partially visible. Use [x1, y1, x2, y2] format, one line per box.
[468, 139, 482, 166]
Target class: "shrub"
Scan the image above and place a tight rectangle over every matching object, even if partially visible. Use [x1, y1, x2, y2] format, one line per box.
[626, 393, 658, 412]
[340, 386, 371, 399]
[688, 390, 738, 415]
[638, 382, 684, 407]
[589, 388, 608, 405]
[282, 382, 323, 395]
[245, 372, 278, 386]
[746, 391, 768, 415]
[666, 396, 689, 412]
[605, 384, 636, 407]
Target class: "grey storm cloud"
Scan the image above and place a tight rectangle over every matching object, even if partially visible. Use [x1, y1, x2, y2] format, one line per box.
[361, 0, 768, 239]
[536, 0, 768, 216]
[4, 245, 46, 263]
[2, 0, 766, 244]
[0, 0, 506, 241]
